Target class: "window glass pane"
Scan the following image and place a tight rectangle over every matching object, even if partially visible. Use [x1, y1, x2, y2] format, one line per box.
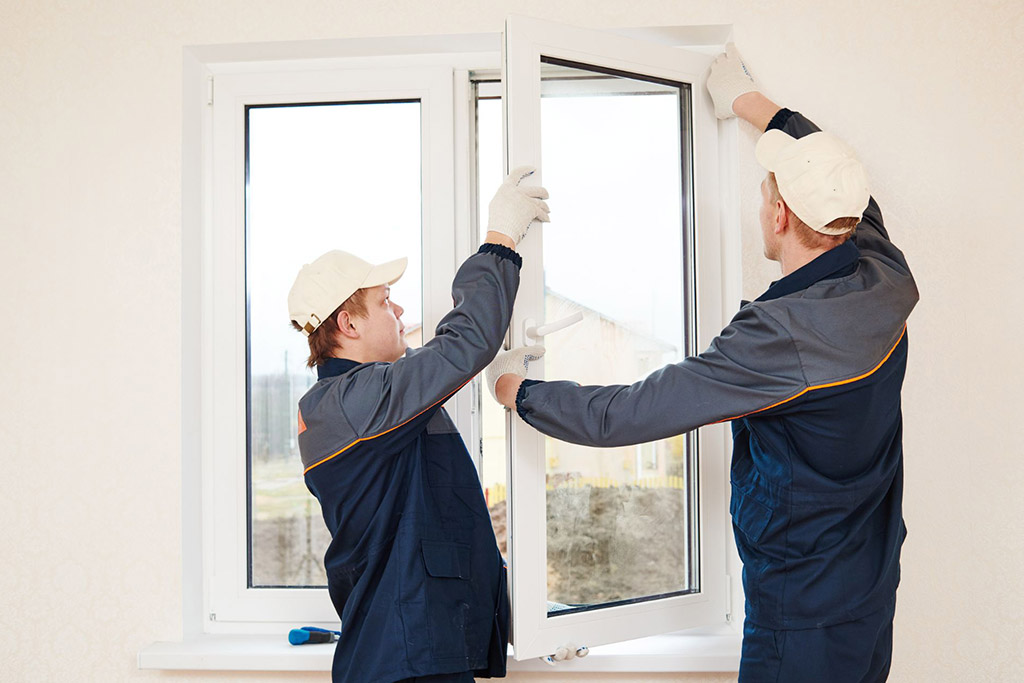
[479, 64, 698, 616]
[246, 101, 423, 587]
[538, 61, 698, 614]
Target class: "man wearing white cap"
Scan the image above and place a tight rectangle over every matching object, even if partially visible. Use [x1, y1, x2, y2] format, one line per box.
[489, 46, 918, 682]
[290, 167, 548, 683]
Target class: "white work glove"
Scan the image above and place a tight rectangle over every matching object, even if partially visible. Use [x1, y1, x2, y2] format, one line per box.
[485, 345, 546, 403]
[487, 165, 551, 245]
[706, 42, 759, 120]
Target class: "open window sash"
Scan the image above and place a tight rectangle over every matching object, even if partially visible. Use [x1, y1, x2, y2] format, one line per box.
[502, 15, 730, 660]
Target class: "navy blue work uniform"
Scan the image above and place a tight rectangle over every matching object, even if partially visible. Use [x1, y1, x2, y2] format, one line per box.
[515, 111, 918, 682]
[297, 245, 520, 683]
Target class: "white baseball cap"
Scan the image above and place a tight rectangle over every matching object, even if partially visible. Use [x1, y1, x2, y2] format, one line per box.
[288, 251, 407, 336]
[755, 129, 870, 235]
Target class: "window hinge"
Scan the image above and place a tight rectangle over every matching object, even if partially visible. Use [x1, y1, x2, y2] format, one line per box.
[207, 76, 214, 106]
[543, 644, 589, 665]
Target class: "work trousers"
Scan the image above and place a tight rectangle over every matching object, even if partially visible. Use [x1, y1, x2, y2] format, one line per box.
[739, 597, 896, 683]
[394, 672, 474, 683]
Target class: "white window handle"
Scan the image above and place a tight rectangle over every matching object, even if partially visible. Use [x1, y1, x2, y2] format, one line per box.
[524, 311, 583, 343]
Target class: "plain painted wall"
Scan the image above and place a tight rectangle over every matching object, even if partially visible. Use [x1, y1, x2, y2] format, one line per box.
[2, 1, 1022, 681]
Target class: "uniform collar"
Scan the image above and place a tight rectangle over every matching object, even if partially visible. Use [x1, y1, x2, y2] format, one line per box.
[317, 356, 362, 380]
[755, 239, 860, 303]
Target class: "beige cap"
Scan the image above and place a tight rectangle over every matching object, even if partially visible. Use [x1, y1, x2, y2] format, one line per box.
[288, 251, 407, 336]
[756, 129, 870, 235]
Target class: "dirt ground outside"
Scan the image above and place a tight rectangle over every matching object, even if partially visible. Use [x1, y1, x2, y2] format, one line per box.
[253, 481, 692, 603]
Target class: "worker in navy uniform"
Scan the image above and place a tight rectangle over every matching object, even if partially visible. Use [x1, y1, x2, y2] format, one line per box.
[488, 46, 917, 683]
[289, 167, 550, 683]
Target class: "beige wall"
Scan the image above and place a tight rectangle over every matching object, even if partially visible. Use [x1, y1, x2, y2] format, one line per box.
[2, 1, 1022, 681]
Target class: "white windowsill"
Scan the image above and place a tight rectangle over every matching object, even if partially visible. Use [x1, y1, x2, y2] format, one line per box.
[139, 632, 741, 673]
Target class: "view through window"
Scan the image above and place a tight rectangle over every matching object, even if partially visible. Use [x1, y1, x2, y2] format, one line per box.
[477, 61, 700, 615]
[245, 72, 699, 602]
[246, 100, 423, 587]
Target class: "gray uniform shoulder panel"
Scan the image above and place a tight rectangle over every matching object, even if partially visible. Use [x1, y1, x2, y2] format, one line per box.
[296, 367, 364, 471]
[752, 249, 917, 388]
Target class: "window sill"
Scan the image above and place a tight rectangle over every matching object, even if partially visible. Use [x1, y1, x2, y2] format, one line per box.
[138, 632, 741, 673]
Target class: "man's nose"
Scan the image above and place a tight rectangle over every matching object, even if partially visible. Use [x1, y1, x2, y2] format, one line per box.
[393, 301, 404, 317]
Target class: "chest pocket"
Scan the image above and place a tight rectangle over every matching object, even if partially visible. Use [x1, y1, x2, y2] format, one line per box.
[423, 410, 478, 487]
[422, 410, 489, 522]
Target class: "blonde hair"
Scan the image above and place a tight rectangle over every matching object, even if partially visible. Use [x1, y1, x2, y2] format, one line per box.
[766, 173, 859, 249]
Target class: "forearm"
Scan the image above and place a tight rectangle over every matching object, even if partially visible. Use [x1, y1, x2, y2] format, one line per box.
[484, 231, 516, 250]
[495, 373, 523, 407]
[514, 374, 710, 449]
[512, 307, 808, 447]
[345, 247, 522, 437]
[434, 246, 521, 375]
[516, 380, 668, 448]
[733, 91, 782, 132]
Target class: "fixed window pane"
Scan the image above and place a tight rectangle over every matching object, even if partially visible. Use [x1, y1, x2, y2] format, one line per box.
[246, 101, 423, 588]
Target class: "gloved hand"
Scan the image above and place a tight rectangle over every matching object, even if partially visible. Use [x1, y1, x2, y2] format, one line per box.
[706, 43, 759, 120]
[487, 166, 551, 245]
[485, 344, 546, 403]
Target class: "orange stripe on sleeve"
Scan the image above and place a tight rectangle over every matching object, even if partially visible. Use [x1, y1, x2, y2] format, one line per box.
[712, 324, 907, 425]
[303, 377, 473, 475]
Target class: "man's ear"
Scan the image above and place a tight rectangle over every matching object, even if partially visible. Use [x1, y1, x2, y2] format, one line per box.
[775, 199, 790, 236]
[335, 309, 360, 340]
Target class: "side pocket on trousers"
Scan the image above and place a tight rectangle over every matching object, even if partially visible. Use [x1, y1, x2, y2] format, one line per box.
[422, 540, 472, 579]
[421, 541, 472, 660]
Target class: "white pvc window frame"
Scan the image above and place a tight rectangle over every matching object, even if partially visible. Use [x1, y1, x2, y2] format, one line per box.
[175, 26, 742, 666]
[201, 63, 459, 628]
[502, 15, 731, 660]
